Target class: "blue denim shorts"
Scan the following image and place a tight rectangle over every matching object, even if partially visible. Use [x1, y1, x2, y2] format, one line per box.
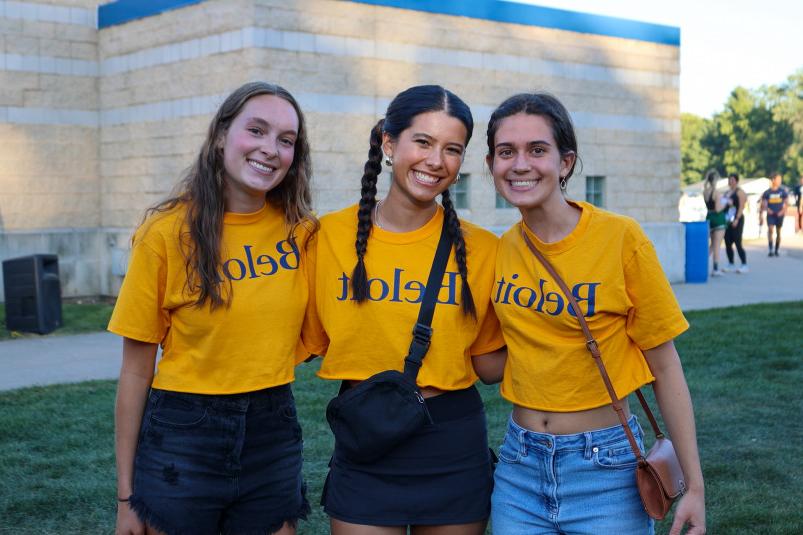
[322, 386, 494, 526]
[491, 414, 654, 535]
[129, 384, 309, 535]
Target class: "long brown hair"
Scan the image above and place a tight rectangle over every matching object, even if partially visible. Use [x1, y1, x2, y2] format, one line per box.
[144, 81, 317, 308]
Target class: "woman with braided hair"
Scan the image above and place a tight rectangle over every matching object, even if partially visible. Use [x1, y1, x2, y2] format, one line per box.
[303, 85, 506, 534]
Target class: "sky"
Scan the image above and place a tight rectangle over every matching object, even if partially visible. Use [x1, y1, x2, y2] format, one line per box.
[511, 0, 803, 118]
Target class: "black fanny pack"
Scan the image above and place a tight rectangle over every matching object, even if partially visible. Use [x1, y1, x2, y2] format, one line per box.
[325, 220, 451, 464]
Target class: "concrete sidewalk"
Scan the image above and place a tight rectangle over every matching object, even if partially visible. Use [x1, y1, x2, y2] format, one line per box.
[1, 233, 802, 392]
[673, 233, 803, 310]
[0, 332, 122, 391]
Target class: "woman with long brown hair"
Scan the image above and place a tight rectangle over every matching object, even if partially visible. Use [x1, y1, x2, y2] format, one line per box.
[110, 81, 316, 535]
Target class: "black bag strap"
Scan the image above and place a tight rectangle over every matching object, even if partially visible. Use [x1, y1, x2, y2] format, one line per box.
[403, 219, 452, 379]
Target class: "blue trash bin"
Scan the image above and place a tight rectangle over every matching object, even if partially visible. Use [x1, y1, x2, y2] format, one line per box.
[683, 221, 708, 283]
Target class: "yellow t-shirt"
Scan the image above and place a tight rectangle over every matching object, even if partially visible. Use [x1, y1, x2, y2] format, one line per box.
[494, 201, 688, 411]
[304, 204, 505, 390]
[108, 202, 311, 394]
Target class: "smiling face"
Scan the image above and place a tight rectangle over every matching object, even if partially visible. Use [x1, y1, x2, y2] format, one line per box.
[487, 112, 575, 213]
[220, 94, 299, 212]
[383, 110, 467, 207]
[771, 173, 782, 189]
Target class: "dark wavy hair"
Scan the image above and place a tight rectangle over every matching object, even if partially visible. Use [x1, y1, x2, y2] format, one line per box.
[486, 92, 580, 185]
[352, 84, 477, 318]
[143, 81, 317, 309]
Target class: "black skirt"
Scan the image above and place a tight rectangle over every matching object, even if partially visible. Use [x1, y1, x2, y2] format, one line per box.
[322, 385, 494, 526]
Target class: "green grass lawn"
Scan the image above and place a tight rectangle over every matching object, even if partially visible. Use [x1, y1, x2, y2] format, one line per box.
[0, 302, 114, 340]
[1, 302, 801, 534]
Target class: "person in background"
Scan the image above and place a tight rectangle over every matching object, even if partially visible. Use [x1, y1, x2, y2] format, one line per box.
[110, 82, 316, 535]
[759, 172, 789, 256]
[794, 176, 803, 233]
[722, 173, 748, 273]
[703, 169, 726, 275]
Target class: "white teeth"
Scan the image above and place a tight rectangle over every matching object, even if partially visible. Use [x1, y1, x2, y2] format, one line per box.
[511, 180, 536, 187]
[413, 171, 439, 184]
[249, 160, 274, 173]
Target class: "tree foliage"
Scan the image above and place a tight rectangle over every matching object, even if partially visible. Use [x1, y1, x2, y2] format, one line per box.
[681, 69, 802, 185]
[681, 113, 712, 185]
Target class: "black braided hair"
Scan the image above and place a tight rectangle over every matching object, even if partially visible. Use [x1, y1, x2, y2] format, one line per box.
[440, 188, 476, 318]
[351, 85, 476, 318]
[350, 119, 384, 302]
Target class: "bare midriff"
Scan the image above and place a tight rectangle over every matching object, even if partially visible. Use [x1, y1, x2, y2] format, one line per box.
[347, 381, 446, 399]
[512, 401, 631, 436]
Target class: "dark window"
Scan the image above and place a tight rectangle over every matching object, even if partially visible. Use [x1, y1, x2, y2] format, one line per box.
[450, 173, 470, 209]
[586, 175, 605, 207]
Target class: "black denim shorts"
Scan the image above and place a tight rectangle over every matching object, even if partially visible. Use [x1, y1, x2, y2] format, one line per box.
[322, 385, 494, 526]
[129, 384, 309, 535]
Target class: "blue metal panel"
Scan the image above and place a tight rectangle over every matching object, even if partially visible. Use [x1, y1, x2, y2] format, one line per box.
[98, 0, 680, 46]
[347, 0, 680, 46]
[99, 0, 205, 28]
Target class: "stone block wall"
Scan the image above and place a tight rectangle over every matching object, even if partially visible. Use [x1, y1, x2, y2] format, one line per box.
[0, 0, 100, 232]
[0, 0, 685, 301]
[95, 0, 681, 231]
[0, 0, 104, 300]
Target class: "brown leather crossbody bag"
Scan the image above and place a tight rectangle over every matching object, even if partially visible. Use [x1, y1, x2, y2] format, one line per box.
[520, 227, 685, 520]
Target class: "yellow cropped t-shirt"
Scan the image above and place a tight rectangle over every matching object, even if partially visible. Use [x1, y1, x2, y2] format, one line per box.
[303, 204, 505, 390]
[494, 201, 689, 411]
[108, 202, 312, 394]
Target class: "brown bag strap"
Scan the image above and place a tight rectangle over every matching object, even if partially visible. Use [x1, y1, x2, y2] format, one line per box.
[519, 225, 665, 460]
[634, 389, 665, 440]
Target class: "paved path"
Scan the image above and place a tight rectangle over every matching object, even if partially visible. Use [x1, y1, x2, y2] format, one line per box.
[673, 234, 803, 310]
[1, 233, 801, 392]
[0, 332, 121, 391]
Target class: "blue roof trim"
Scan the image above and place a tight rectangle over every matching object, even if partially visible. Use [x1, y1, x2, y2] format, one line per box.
[98, 0, 680, 46]
[348, 0, 680, 46]
[99, 0, 205, 28]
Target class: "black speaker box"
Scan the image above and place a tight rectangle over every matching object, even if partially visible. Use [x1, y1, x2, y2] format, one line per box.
[2, 254, 63, 334]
